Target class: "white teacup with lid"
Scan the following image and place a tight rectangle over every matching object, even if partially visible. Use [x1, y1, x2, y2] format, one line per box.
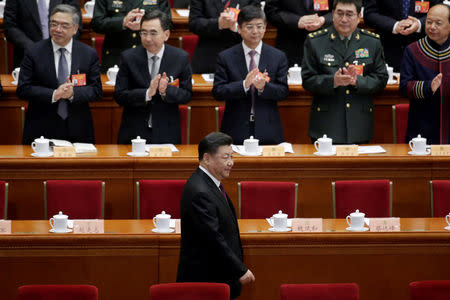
[244, 136, 259, 154]
[84, 0, 95, 17]
[131, 136, 146, 154]
[271, 210, 288, 230]
[409, 134, 427, 154]
[49, 211, 69, 233]
[314, 134, 333, 154]
[386, 64, 394, 82]
[12, 67, 20, 85]
[32, 136, 51, 154]
[346, 209, 365, 230]
[288, 64, 302, 83]
[153, 211, 171, 232]
[446, 213, 450, 230]
[106, 65, 119, 83]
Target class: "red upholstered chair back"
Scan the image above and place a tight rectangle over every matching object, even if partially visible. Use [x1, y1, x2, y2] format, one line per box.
[332, 180, 392, 218]
[392, 104, 409, 143]
[430, 180, 450, 217]
[179, 35, 199, 62]
[44, 180, 104, 219]
[91, 36, 105, 64]
[0, 181, 8, 219]
[280, 283, 359, 300]
[179, 105, 191, 144]
[150, 282, 230, 300]
[215, 106, 225, 131]
[18, 285, 98, 300]
[238, 181, 298, 218]
[410, 280, 450, 300]
[168, 0, 174, 7]
[137, 180, 186, 219]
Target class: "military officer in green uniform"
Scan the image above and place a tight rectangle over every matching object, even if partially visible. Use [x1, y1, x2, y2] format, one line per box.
[301, 0, 388, 144]
[91, 0, 171, 72]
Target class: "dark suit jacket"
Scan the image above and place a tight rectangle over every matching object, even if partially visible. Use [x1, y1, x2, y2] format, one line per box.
[17, 39, 102, 145]
[212, 43, 289, 145]
[4, 0, 82, 68]
[264, 0, 333, 66]
[177, 168, 247, 300]
[114, 44, 192, 144]
[363, 0, 442, 71]
[188, 0, 260, 73]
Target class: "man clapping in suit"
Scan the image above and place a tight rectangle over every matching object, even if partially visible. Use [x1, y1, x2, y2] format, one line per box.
[17, 4, 102, 145]
[114, 10, 192, 144]
[212, 5, 289, 145]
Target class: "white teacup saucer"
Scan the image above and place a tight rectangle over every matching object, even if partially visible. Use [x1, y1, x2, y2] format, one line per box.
[268, 227, 291, 232]
[127, 152, 149, 157]
[152, 228, 175, 233]
[408, 149, 430, 156]
[49, 228, 73, 233]
[105, 81, 116, 86]
[445, 226, 450, 231]
[313, 151, 335, 156]
[288, 80, 302, 85]
[240, 151, 261, 156]
[11, 81, 18, 85]
[31, 152, 54, 157]
[346, 227, 369, 232]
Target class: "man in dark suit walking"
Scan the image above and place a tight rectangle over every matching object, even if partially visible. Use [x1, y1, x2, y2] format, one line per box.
[114, 10, 192, 144]
[17, 4, 102, 145]
[4, 0, 82, 68]
[177, 132, 255, 300]
[212, 5, 289, 145]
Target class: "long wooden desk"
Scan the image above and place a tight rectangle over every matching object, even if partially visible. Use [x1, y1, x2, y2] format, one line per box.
[0, 74, 407, 145]
[0, 218, 449, 300]
[0, 144, 448, 220]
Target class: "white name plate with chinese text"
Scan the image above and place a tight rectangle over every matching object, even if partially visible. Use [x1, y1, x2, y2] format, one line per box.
[369, 218, 400, 232]
[262, 146, 285, 156]
[73, 220, 104, 234]
[175, 219, 181, 233]
[149, 146, 172, 157]
[0, 220, 11, 234]
[336, 145, 358, 156]
[53, 146, 76, 157]
[291, 218, 323, 232]
[431, 145, 450, 156]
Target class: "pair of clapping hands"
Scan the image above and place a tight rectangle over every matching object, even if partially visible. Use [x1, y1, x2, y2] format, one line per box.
[54, 76, 73, 101]
[298, 13, 325, 31]
[219, 7, 238, 30]
[334, 66, 359, 87]
[148, 72, 170, 98]
[395, 16, 420, 35]
[123, 8, 145, 31]
[245, 68, 269, 91]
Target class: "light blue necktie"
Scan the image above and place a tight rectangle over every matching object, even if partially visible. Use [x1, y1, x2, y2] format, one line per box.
[57, 48, 69, 120]
[37, 0, 49, 39]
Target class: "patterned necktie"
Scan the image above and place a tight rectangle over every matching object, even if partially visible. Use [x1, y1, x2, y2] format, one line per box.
[249, 50, 257, 115]
[57, 48, 69, 120]
[402, 0, 410, 19]
[37, 0, 49, 39]
[219, 183, 227, 200]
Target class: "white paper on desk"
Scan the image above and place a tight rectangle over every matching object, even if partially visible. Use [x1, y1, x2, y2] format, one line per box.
[232, 142, 294, 155]
[176, 9, 189, 17]
[73, 143, 97, 153]
[50, 139, 73, 147]
[145, 144, 179, 152]
[202, 73, 214, 82]
[358, 146, 386, 154]
[170, 219, 179, 228]
[266, 218, 293, 227]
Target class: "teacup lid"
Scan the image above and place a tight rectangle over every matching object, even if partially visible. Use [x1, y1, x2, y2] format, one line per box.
[289, 64, 301, 71]
[413, 134, 426, 141]
[156, 211, 171, 219]
[132, 136, 146, 143]
[53, 211, 68, 219]
[35, 136, 49, 143]
[350, 209, 365, 217]
[273, 210, 287, 218]
[244, 136, 258, 142]
[318, 134, 332, 142]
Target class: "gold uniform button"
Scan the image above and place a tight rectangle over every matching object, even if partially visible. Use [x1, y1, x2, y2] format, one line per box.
[132, 33, 137, 38]
[370, 108, 373, 112]
[345, 62, 349, 67]
[346, 89, 350, 94]
[132, 45, 136, 48]
[346, 103, 350, 108]
[317, 107, 321, 112]
[362, 63, 365, 66]
[328, 63, 331, 66]
[106, 50, 110, 55]
[115, 9, 119, 13]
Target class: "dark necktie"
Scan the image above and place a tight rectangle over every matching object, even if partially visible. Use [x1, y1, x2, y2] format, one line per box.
[344, 38, 350, 48]
[37, 0, 49, 39]
[402, 0, 410, 19]
[57, 48, 69, 120]
[249, 50, 257, 115]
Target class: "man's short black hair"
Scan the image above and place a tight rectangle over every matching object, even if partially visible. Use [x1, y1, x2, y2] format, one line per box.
[332, 0, 362, 14]
[198, 132, 233, 161]
[237, 5, 266, 26]
[140, 9, 171, 30]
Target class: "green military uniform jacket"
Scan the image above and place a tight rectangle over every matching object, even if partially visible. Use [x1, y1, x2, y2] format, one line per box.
[301, 26, 388, 144]
[91, 0, 171, 72]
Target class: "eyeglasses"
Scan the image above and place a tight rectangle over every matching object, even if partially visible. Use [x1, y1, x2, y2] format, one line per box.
[243, 24, 265, 31]
[49, 21, 73, 30]
[139, 30, 160, 38]
[334, 11, 357, 19]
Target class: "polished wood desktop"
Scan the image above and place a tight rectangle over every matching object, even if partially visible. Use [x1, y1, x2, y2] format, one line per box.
[0, 218, 449, 300]
[0, 144, 448, 220]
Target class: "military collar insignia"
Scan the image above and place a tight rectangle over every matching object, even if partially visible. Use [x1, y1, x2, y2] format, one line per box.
[355, 33, 360, 40]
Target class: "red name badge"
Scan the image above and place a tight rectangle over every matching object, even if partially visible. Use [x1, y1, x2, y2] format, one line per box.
[313, 0, 329, 11]
[415, 1, 429, 13]
[351, 64, 364, 76]
[169, 78, 179, 87]
[71, 74, 86, 86]
[257, 72, 270, 82]
[229, 7, 240, 21]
